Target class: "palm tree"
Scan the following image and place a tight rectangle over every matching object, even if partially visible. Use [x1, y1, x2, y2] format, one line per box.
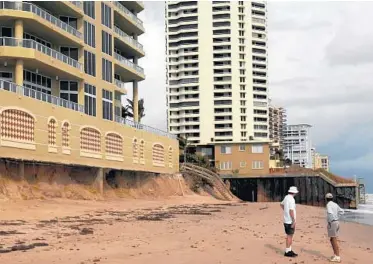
[121, 98, 145, 122]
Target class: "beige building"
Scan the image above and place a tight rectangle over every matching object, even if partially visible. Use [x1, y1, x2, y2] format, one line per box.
[312, 150, 330, 172]
[0, 1, 179, 175]
[166, 1, 269, 145]
[269, 104, 286, 153]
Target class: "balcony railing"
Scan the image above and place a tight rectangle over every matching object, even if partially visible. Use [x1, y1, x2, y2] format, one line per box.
[0, 80, 84, 113]
[0, 1, 82, 39]
[70, 1, 82, 9]
[113, 1, 144, 31]
[114, 53, 144, 75]
[0, 37, 83, 71]
[115, 79, 126, 90]
[115, 116, 177, 139]
[114, 26, 144, 52]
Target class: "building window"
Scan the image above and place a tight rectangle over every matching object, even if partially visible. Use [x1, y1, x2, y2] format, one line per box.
[0, 109, 35, 142]
[23, 70, 52, 94]
[102, 30, 112, 55]
[84, 50, 96, 76]
[62, 122, 70, 148]
[60, 47, 79, 61]
[84, 21, 96, 47]
[252, 161, 264, 169]
[60, 16, 78, 29]
[220, 145, 231, 154]
[252, 144, 264, 153]
[60, 81, 78, 103]
[240, 161, 246, 168]
[24, 32, 51, 48]
[152, 144, 165, 167]
[48, 118, 57, 146]
[102, 58, 112, 82]
[220, 161, 232, 170]
[101, 3, 112, 29]
[83, 1, 95, 19]
[102, 89, 113, 120]
[80, 127, 101, 153]
[106, 133, 123, 156]
[84, 83, 96, 116]
[239, 145, 245, 151]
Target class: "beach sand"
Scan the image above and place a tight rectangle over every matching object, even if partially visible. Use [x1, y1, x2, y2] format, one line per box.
[0, 196, 372, 264]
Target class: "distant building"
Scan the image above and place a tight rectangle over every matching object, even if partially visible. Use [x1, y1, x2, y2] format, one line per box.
[269, 104, 286, 153]
[313, 152, 330, 172]
[283, 124, 313, 168]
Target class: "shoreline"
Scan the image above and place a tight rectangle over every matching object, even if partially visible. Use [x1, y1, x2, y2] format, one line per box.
[0, 198, 372, 263]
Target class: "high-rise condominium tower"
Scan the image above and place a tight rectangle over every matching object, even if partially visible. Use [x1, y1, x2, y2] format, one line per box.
[166, 1, 268, 145]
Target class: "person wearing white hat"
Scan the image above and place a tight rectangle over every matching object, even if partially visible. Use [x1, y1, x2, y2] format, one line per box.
[325, 193, 344, 263]
[280, 186, 299, 257]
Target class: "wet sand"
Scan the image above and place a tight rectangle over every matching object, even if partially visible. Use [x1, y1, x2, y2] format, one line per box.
[0, 196, 372, 264]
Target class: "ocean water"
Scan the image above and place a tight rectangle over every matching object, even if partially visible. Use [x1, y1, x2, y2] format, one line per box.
[343, 194, 373, 226]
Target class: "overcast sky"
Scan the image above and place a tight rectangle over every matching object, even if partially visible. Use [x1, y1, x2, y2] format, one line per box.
[134, 1, 373, 192]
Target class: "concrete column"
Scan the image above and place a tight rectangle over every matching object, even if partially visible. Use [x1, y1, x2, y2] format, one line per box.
[94, 168, 104, 195]
[14, 19, 23, 39]
[18, 161, 25, 181]
[15, 59, 24, 86]
[133, 80, 139, 123]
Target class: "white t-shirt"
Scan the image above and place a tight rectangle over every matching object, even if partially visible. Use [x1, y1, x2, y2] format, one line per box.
[281, 194, 296, 224]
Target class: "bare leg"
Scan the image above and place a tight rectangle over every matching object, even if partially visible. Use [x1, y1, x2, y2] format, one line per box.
[330, 237, 340, 256]
[286, 235, 293, 249]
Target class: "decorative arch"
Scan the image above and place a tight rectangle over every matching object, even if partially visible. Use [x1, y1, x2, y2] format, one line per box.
[168, 146, 173, 168]
[80, 126, 101, 153]
[48, 117, 57, 146]
[0, 108, 35, 142]
[132, 137, 139, 164]
[139, 139, 145, 165]
[61, 121, 71, 148]
[152, 143, 165, 167]
[105, 132, 123, 156]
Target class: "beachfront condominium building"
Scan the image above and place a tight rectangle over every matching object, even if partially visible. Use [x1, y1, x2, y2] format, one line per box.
[268, 103, 286, 153]
[0, 1, 179, 176]
[283, 124, 313, 168]
[312, 150, 330, 172]
[166, 1, 269, 145]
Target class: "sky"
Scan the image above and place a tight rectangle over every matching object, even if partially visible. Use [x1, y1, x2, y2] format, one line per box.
[132, 1, 373, 192]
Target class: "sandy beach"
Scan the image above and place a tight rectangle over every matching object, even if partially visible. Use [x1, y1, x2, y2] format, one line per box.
[0, 196, 372, 264]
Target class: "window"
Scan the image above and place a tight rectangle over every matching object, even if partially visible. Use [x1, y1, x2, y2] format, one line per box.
[60, 47, 79, 61]
[84, 21, 95, 47]
[24, 32, 51, 48]
[1, 27, 13, 37]
[60, 16, 77, 29]
[84, 1, 95, 18]
[0, 71, 12, 81]
[84, 50, 96, 76]
[84, 83, 96, 116]
[101, 3, 112, 28]
[240, 161, 246, 168]
[239, 145, 245, 151]
[252, 161, 264, 169]
[60, 81, 78, 103]
[102, 59, 112, 82]
[23, 70, 51, 94]
[252, 144, 264, 153]
[102, 89, 113, 120]
[220, 161, 232, 170]
[220, 145, 231, 154]
[102, 31, 112, 55]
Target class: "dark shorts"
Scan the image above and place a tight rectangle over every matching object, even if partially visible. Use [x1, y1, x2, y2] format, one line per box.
[284, 223, 295, 235]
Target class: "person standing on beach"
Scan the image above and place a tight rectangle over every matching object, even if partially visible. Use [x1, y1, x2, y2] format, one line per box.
[280, 186, 299, 258]
[325, 193, 344, 263]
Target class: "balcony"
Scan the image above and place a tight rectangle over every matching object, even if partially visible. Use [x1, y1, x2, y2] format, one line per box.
[115, 79, 127, 92]
[0, 80, 84, 113]
[35, 1, 84, 18]
[114, 52, 145, 81]
[113, 1, 145, 35]
[0, 37, 83, 79]
[119, 1, 144, 13]
[114, 26, 145, 58]
[0, 2, 83, 44]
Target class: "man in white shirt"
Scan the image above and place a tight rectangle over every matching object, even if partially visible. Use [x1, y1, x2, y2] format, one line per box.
[280, 186, 299, 258]
[325, 193, 344, 263]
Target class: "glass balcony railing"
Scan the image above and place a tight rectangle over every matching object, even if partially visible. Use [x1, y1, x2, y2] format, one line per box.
[0, 37, 83, 71]
[115, 79, 126, 90]
[0, 80, 84, 113]
[70, 1, 82, 9]
[0, 1, 82, 39]
[115, 116, 177, 139]
[114, 26, 144, 53]
[114, 53, 144, 76]
[113, 1, 144, 31]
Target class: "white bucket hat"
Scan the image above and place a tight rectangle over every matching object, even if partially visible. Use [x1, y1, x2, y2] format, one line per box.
[288, 186, 299, 194]
[325, 193, 333, 199]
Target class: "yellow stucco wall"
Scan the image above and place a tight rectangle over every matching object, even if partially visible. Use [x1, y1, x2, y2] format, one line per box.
[0, 90, 179, 174]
